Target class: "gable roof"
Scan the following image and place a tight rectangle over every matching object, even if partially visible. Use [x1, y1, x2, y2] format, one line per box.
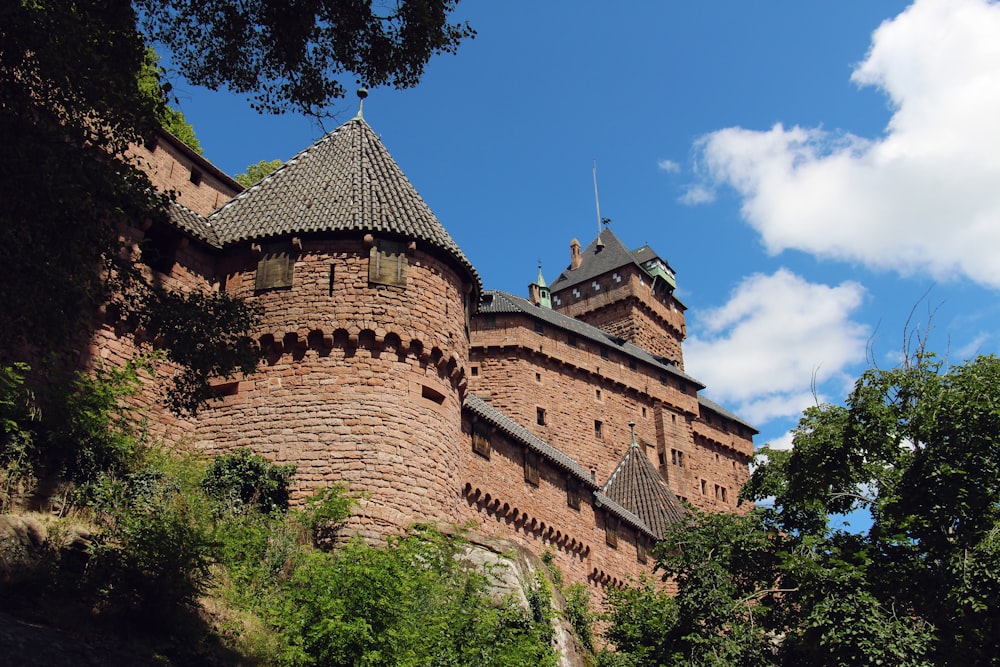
[476, 290, 702, 389]
[550, 229, 640, 292]
[206, 116, 479, 288]
[549, 229, 686, 309]
[602, 437, 687, 539]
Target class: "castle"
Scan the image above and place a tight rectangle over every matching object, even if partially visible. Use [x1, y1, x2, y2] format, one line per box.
[102, 110, 756, 589]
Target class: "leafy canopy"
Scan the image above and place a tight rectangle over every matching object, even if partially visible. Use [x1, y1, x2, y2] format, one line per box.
[235, 159, 284, 188]
[603, 353, 1000, 666]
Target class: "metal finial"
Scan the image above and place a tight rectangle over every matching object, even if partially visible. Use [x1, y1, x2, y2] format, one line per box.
[629, 421, 637, 447]
[355, 88, 368, 118]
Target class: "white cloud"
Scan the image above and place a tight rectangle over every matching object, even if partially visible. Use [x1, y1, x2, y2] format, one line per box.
[684, 0, 1000, 289]
[679, 184, 715, 205]
[686, 269, 869, 423]
[765, 431, 796, 451]
[657, 158, 681, 173]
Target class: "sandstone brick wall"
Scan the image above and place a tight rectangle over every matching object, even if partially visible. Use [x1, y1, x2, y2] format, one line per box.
[459, 415, 660, 598]
[196, 239, 472, 538]
[129, 133, 240, 216]
[552, 268, 686, 368]
[469, 312, 752, 515]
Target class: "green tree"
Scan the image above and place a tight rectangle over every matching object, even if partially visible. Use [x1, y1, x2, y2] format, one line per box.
[2, 0, 470, 418]
[138, 48, 202, 153]
[235, 159, 284, 188]
[604, 353, 1000, 666]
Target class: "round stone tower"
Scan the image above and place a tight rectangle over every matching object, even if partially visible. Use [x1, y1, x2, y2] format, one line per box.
[195, 113, 479, 539]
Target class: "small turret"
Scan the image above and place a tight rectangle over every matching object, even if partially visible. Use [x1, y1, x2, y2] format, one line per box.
[528, 262, 551, 308]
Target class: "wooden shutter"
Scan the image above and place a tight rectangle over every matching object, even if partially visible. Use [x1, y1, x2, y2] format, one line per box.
[472, 423, 491, 459]
[369, 239, 407, 286]
[566, 478, 580, 509]
[256, 244, 294, 291]
[606, 514, 618, 548]
[524, 451, 540, 486]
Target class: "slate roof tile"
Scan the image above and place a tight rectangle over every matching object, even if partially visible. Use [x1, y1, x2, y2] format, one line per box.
[206, 116, 479, 288]
[602, 439, 687, 539]
[167, 201, 220, 248]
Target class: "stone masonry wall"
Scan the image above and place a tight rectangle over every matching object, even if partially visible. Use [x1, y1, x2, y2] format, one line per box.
[552, 268, 686, 368]
[469, 313, 752, 514]
[129, 136, 240, 216]
[459, 416, 659, 597]
[196, 239, 472, 539]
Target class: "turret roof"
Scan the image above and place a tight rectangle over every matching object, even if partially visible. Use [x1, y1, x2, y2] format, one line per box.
[602, 434, 687, 539]
[206, 116, 479, 288]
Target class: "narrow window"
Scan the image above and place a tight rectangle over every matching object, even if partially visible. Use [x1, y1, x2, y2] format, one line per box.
[470, 366, 479, 377]
[637, 538, 648, 564]
[421, 385, 445, 404]
[535, 372, 541, 383]
[472, 423, 491, 459]
[658, 451, 665, 465]
[567, 334, 577, 347]
[534, 320, 544, 334]
[536, 407, 546, 426]
[595, 389, 601, 400]
[594, 420, 603, 439]
[714, 484, 722, 500]
[601, 346, 609, 360]
[605, 515, 618, 548]
[701, 480, 707, 495]
[671, 449, 677, 465]
[721, 487, 728, 503]
[524, 451, 540, 486]
[567, 478, 581, 510]
[256, 242, 295, 291]
[642, 407, 647, 418]
[189, 168, 202, 185]
[369, 238, 407, 286]
[678, 451, 684, 468]
[628, 359, 637, 371]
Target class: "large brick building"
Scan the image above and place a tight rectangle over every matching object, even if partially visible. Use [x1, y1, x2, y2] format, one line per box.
[110, 111, 755, 589]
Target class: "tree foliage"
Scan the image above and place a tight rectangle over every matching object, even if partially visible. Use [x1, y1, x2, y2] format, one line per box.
[138, 48, 202, 153]
[603, 353, 1000, 666]
[136, 0, 475, 115]
[235, 159, 284, 188]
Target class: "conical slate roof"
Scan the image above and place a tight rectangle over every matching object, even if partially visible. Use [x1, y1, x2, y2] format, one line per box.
[207, 116, 478, 286]
[603, 434, 687, 540]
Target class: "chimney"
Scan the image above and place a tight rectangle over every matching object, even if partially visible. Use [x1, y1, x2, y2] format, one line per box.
[570, 238, 582, 270]
[528, 282, 541, 306]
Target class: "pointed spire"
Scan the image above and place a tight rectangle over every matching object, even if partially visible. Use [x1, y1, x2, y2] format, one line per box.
[529, 260, 552, 308]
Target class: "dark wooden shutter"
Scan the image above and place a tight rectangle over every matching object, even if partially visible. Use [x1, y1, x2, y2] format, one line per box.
[256, 244, 294, 291]
[524, 451, 540, 486]
[472, 423, 491, 459]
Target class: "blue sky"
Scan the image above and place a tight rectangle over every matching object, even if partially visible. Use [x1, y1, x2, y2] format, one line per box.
[167, 0, 1000, 452]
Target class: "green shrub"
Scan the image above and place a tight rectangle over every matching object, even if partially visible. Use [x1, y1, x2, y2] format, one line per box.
[202, 448, 295, 516]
